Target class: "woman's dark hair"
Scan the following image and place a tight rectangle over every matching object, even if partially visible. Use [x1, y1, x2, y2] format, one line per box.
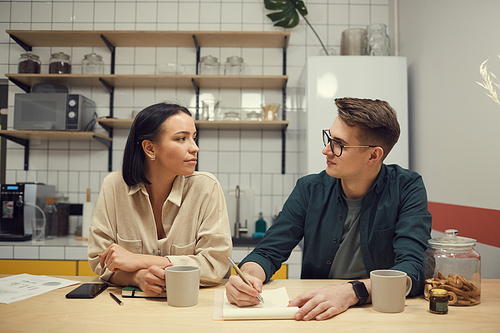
[122, 102, 191, 186]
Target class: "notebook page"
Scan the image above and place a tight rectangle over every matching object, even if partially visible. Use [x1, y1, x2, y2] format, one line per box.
[220, 287, 299, 320]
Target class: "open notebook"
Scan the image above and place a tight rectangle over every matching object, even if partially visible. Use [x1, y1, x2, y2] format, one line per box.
[213, 287, 299, 320]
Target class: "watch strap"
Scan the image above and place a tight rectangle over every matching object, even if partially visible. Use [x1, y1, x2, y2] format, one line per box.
[348, 281, 369, 306]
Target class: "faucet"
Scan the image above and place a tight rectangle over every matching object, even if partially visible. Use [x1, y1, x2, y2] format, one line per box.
[234, 185, 248, 238]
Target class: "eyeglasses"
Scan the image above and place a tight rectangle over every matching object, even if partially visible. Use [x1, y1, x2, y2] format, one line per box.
[322, 129, 377, 157]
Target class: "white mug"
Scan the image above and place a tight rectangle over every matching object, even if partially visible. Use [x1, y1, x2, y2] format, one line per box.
[370, 269, 412, 313]
[165, 265, 200, 307]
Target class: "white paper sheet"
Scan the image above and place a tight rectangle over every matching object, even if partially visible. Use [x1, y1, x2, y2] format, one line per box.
[0, 274, 79, 304]
[215, 287, 299, 320]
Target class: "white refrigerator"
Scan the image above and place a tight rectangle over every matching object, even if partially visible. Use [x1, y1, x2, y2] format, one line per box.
[298, 56, 409, 175]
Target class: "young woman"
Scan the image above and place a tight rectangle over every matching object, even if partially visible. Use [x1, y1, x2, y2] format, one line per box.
[88, 102, 232, 296]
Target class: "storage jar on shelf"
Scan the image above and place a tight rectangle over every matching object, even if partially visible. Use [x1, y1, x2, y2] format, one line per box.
[18, 52, 41, 73]
[49, 52, 72, 74]
[423, 229, 481, 306]
[199, 55, 220, 75]
[224, 56, 245, 75]
[82, 53, 104, 74]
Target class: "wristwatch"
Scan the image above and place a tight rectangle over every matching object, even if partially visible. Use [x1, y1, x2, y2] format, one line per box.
[348, 281, 369, 306]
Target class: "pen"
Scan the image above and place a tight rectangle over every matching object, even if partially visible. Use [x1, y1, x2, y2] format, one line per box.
[110, 292, 123, 306]
[228, 257, 264, 303]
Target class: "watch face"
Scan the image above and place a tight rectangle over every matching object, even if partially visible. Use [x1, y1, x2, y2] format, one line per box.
[350, 281, 369, 305]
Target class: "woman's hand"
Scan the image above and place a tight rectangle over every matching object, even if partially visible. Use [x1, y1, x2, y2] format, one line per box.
[135, 265, 172, 296]
[99, 243, 140, 272]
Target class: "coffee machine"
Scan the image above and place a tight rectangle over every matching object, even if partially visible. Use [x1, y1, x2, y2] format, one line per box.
[0, 183, 55, 241]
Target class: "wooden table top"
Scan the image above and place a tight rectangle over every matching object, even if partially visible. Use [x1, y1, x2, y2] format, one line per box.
[1, 275, 499, 332]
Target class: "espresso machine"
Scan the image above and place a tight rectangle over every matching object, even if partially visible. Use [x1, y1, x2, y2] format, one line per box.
[0, 183, 55, 241]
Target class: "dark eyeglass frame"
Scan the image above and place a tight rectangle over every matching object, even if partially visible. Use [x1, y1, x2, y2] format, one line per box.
[322, 129, 377, 157]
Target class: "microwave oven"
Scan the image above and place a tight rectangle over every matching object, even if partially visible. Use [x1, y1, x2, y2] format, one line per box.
[14, 93, 96, 131]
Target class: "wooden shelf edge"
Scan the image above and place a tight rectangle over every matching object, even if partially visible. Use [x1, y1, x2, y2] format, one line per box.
[195, 120, 289, 130]
[0, 130, 111, 141]
[6, 74, 288, 89]
[96, 118, 133, 128]
[6, 30, 291, 48]
[96, 119, 289, 130]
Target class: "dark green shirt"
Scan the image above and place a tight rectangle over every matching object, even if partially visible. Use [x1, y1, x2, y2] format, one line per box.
[241, 164, 432, 297]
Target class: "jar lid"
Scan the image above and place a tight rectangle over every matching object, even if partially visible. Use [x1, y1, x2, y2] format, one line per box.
[20, 52, 40, 60]
[226, 56, 244, 63]
[51, 52, 71, 60]
[201, 55, 218, 64]
[84, 53, 102, 60]
[428, 229, 476, 248]
[430, 288, 448, 296]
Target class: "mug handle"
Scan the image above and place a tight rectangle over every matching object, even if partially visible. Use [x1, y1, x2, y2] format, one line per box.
[405, 276, 412, 296]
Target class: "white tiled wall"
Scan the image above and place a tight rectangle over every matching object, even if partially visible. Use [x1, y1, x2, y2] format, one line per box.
[0, 0, 390, 227]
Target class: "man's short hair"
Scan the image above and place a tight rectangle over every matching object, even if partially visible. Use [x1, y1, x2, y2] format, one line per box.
[335, 97, 400, 159]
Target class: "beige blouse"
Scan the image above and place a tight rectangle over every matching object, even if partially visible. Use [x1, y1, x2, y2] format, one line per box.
[87, 171, 232, 286]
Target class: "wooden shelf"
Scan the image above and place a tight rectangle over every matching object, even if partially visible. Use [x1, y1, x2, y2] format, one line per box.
[0, 130, 111, 143]
[6, 74, 288, 90]
[195, 120, 289, 130]
[96, 118, 133, 129]
[7, 30, 290, 48]
[97, 118, 289, 130]
[5, 29, 289, 173]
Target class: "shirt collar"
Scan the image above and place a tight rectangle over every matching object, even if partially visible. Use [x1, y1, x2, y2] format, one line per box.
[333, 164, 388, 204]
[127, 175, 186, 207]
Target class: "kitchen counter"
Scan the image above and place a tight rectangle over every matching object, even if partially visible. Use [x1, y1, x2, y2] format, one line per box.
[0, 236, 303, 278]
[0, 235, 88, 260]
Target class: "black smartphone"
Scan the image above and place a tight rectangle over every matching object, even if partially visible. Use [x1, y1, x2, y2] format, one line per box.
[65, 283, 109, 299]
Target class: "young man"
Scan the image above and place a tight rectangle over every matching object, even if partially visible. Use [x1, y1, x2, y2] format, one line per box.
[225, 97, 432, 320]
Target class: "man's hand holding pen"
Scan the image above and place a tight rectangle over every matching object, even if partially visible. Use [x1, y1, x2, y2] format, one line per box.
[225, 272, 264, 306]
[225, 259, 267, 306]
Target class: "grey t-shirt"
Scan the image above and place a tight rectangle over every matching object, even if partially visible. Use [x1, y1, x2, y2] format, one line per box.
[328, 195, 368, 279]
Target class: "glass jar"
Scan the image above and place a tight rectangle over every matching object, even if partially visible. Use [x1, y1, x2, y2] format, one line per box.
[18, 52, 41, 73]
[224, 56, 245, 75]
[49, 52, 72, 74]
[246, 111, 262, 121]
[424, 229, 481, 306]
[201, 99, 220, 121]
[365, 24, 390, 56]
[429, 288, 448, 314]
[82, 53, 104, 74]
[199, 55, 220, 75]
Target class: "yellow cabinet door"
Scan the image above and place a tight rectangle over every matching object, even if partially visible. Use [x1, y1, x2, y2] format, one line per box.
[0, 260, 77, 275]
[230, 264, 288, 279]
[77, 260, 98, 276]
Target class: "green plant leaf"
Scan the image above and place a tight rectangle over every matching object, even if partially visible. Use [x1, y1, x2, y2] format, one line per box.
[264, 0, 308, 29]
[263, 0, 330, 55]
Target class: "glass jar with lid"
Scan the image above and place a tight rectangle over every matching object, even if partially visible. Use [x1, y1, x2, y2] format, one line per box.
[224, 56, 245, 75]
[199, 55, 220, 75]
[49, 52, 72, 74]
[18, 52, 41, 73]
[424, 229, 481, 306]
[82, 53, 104, 74]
